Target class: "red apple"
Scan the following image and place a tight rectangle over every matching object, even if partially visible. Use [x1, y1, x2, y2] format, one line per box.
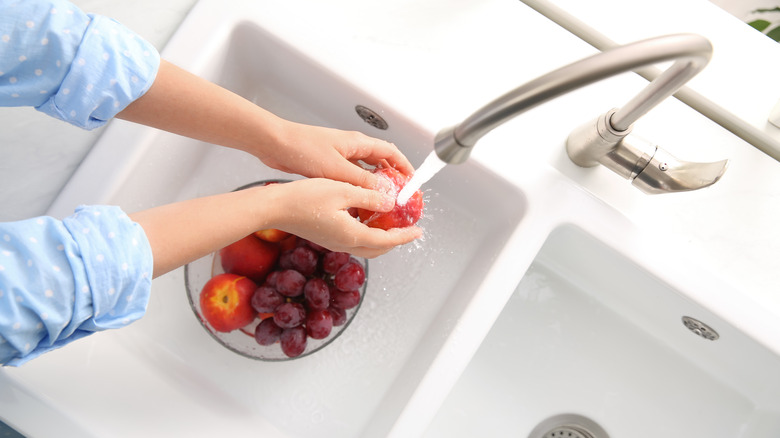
[254, 228, 291, 242]
[220, 234, 280, 283]
[199, 273, 257, 332]
[357, 167, 424, 230]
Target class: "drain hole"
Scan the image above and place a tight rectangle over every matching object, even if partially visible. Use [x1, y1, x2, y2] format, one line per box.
[545, 426, 595, 438]
[682, 316, 719, 341]
[528, 414, 609, 438]
[355, 105, 388, 130]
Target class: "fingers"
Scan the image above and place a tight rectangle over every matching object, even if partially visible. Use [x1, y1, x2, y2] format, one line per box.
[343, 184, 396, 213]
[340, 133, 415, 177]
[369, 140, 415, 176]
[345, 226, 423, 258]
[366, 226, 423, 252]
[333, 160, 389, 192]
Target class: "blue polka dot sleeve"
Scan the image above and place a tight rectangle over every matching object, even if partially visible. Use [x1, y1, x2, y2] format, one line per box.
[0, 0, 160, 129]
[0, 206, 153, 366]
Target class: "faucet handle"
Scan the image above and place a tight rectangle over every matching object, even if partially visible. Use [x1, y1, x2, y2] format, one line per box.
[567, 111, 728, 194]
[630, 142, 728, 194]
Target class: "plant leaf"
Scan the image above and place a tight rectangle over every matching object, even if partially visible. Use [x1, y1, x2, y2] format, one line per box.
[748, 19, 772, 31]
[766, 25, 780, 42]
[753, 7, 780, 13]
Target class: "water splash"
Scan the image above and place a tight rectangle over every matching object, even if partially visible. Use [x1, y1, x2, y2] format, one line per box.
[397, 151, 448, 205]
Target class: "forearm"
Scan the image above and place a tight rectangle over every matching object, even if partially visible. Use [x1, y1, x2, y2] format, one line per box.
[129, 185, 279, 278]
[117, 60, 285, 160]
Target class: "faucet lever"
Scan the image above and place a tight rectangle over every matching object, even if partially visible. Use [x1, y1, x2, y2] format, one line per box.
[568, 110, 728, 194]
[630, 141, 728, 194]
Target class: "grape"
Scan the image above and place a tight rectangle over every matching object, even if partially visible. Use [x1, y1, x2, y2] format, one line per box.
[278, 250, 295, 270]
[275, 269, 306, 297]
[331, 289, 361, 310]
[280, 326, 307, 357]
[304, 278, 330, 310]
[289, 246, 318, 276]
[264, 271, 280, 288]
[329, 306, 347, 326]
[322, 251, 350, 274]
[306, 309, 333, 339]
[301, 239, 327, 253]
[334, 261, 365, 291]
[251, 285, 284, 313]
[273, 302, 306, 328]
[254, 318, 282, 346]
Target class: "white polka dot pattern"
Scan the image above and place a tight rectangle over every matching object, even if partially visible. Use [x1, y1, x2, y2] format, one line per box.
[0, 0, 160, 129]
[0, 205, 153, 366]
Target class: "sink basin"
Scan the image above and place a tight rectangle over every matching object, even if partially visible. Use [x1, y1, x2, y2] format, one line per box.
[424, 225, 780, 437]
[3, 16, 525, 438]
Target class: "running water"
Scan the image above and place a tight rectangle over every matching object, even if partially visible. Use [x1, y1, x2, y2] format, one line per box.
[397, 151, 448, 205]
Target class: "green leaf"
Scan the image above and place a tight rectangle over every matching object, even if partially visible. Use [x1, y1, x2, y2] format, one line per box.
[753, 7, 780, 13]
[766, 25, 780, 42]
[748, 19, 772, 31]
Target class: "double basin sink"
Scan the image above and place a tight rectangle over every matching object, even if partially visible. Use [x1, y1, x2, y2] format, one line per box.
[3, 1, 780, 437]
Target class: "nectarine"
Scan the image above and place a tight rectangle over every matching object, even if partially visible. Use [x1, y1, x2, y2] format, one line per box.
[200, 273, 257, 332]
[220, 234, 280, 283]
[357, 167, 424, 230]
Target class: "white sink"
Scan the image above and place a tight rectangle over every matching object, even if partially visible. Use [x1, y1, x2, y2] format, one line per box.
[3, 1, 780, 437]
[425, 225, 780, 437]
[2, 9, 526, 438]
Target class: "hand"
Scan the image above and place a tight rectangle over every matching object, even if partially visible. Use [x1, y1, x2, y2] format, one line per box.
[262, 179, 422, 258]
[259, 121, 415, 191]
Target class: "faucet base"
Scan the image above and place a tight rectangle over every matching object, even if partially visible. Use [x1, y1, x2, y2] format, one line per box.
[567, 111, 728, 194]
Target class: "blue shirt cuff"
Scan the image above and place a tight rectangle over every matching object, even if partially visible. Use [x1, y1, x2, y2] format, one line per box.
[0, 205, 153, 366]
[35, 14, 160, 129]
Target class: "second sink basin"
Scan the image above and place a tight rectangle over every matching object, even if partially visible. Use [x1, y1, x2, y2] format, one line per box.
[424, 225, 780, 437]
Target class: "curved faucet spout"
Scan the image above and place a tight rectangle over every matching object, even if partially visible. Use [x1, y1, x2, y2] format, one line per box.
[434, 33, 713, 165]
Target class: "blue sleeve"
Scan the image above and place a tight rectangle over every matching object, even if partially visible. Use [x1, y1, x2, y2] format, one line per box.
[0, 205, 153, 366]
[0, 0, 160, 129]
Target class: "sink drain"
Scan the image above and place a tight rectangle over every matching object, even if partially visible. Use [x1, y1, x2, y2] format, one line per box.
[541, 425, 596, 438]
[682, 316, 719, 341]
[355, 105, 388, 130]
[528, 414, 609, 438]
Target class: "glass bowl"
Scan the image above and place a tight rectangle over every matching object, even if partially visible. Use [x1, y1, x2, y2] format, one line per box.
[184, 180, 367, 361]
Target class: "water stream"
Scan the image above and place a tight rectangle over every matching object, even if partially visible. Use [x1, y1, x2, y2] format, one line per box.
[397, 151, 448, 205]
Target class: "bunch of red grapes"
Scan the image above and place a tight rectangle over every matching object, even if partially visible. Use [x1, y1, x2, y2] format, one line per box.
[251, 241, 366, 358]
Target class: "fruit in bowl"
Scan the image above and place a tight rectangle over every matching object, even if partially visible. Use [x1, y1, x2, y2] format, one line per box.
[357, 166, 424, 230]
[184, 180, 369, 361]
[254, 228, 291, 243]
[199, 273, 258, 332]
[219, 235, 280, 283]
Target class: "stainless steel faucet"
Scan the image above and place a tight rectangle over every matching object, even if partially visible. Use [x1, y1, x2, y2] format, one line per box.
[434, 33, 728, 194]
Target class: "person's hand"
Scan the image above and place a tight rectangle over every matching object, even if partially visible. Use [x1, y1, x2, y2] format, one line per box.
[258, 121, 415, 191]
[262, 178, 422, 258]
